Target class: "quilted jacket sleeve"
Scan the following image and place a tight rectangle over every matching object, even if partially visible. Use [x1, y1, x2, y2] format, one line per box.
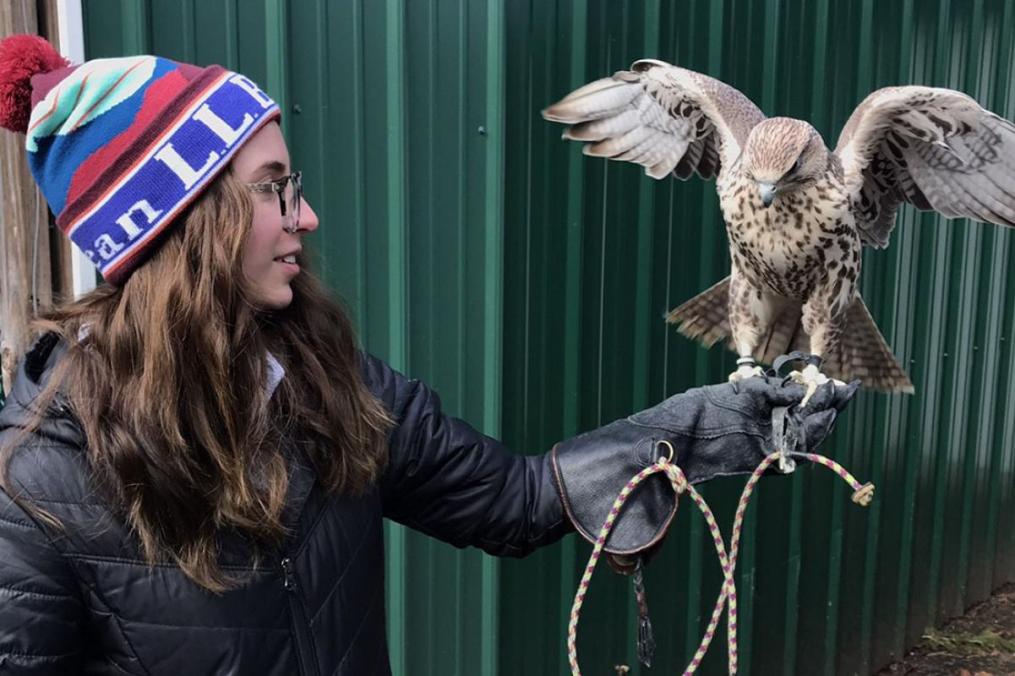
[0, 488, 85, 675]
[364, 354, 570, 557]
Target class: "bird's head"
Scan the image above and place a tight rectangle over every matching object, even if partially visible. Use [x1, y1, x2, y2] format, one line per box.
[743, 118, 825, 207]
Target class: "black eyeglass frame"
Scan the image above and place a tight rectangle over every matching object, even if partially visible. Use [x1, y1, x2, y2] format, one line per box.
[245, 171, 302, 233]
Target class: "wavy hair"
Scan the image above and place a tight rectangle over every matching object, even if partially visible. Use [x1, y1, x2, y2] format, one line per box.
[1, 171, 391, 592]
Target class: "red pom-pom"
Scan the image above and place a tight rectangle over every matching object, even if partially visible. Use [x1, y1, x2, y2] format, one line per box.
[0, 34, 69, 133]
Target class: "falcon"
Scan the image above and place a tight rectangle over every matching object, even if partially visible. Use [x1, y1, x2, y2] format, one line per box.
[542, 59, 1015, 400]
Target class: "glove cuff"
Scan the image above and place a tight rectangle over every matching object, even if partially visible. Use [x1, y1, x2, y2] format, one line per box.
[551, 420, 678, 558]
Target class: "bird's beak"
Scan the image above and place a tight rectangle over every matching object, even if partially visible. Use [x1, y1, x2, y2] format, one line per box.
[757, 182, 777, 207]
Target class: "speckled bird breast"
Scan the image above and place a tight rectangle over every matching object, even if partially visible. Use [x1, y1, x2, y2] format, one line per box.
[716, 172, 860, 301]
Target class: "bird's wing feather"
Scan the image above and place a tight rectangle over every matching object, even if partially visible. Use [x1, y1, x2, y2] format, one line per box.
[835, 85, 1015, 248]
[542, 59, 765, 180]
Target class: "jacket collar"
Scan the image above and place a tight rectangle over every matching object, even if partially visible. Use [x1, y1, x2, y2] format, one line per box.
[0, 332, 85, 448]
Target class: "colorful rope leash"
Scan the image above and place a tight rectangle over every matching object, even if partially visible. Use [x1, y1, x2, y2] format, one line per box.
[567, 443, 874, 675]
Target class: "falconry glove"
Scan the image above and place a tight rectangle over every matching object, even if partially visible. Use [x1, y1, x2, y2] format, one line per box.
[552, 375, 858, 571]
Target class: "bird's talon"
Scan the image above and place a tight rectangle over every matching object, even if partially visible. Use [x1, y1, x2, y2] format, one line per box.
[728, 364, 764, 385]
[789, 363, 831, 407]
[800, 382, 819, 407]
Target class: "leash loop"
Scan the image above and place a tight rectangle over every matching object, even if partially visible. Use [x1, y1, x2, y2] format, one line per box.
[567, 448, 872, 675]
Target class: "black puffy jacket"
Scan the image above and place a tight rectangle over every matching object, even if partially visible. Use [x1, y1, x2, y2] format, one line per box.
[0, 336, 569, 675]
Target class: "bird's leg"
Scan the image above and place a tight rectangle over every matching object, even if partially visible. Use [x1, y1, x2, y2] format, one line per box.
[727, 270, 773, 385]
[793, 294, 849, 405]
[729, 355, 764, 383]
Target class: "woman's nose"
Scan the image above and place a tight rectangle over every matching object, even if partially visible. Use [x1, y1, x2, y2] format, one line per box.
[298, 197, 320, 233]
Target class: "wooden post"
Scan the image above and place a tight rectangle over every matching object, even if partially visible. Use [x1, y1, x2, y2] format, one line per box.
[0, 1, 64, 397]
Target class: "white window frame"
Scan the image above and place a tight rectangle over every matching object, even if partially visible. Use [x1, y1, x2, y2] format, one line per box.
[56, 0, 97, 298]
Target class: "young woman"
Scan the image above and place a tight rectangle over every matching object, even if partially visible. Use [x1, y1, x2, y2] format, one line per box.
[0, 35, 854, 675]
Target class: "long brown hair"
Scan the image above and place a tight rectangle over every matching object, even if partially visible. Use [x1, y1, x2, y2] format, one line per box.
[0, 171, 391, 592]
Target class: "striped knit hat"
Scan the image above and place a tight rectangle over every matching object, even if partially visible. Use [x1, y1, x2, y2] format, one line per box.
[0, 34, 280, 284]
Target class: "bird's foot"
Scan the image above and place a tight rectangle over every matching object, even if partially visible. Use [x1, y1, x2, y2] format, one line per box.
[728, 357, 764, 384]
[788, 363, 846, 407]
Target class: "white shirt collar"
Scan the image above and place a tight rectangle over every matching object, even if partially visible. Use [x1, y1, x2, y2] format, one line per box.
[265, 351, 285, 400]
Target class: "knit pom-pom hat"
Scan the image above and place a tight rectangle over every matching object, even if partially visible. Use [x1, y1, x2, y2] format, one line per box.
[0, 34, 280, 284]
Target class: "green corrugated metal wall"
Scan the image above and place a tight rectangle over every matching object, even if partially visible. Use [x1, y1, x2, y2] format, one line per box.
[82, 1, 1015, 674]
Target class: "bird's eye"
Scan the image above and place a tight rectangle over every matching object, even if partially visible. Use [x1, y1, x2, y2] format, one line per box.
[790, 157, 802, 174]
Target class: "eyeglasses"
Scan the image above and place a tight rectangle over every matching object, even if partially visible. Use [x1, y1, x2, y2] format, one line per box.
[245, 171, 303, 233]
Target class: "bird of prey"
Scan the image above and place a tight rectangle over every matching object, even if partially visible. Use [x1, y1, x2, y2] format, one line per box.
[542, 59, 1015, 399]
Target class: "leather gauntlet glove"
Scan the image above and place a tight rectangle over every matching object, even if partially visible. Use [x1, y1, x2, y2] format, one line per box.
[552, 376, 858, 569]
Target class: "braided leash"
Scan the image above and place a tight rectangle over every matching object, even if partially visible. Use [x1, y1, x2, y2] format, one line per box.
[567, 444, 874, 675]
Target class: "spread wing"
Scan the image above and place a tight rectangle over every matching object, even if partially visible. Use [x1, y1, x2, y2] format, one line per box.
[835, 85, 1015, 248]
[541, 59, 765, 180]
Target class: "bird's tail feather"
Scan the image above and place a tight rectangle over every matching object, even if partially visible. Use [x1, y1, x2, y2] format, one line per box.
[824, 296, 914, 393]
[665, 276, 731, 348]
[666, 282, 914, 393]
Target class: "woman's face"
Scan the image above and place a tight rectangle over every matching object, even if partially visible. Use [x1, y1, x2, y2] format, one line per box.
[232, 123, 319, 310]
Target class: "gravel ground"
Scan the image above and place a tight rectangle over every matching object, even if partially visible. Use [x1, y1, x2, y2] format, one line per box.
[875, 584, 1015, 676]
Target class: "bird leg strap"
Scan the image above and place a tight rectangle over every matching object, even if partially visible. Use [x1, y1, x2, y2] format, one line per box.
[564, 437, 874, 676]
[631, 558, 656, 667]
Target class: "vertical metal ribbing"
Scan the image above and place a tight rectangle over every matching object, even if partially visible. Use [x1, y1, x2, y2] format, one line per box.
[263, 0, 289, 138]
[481, 3, 505, 673]
[559, 3, 588, 673]
[984, 0, 1015, 600]
[119, 0, 149, 53]
[885, 2, 923, 665]
[382, 2, 408, 673]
